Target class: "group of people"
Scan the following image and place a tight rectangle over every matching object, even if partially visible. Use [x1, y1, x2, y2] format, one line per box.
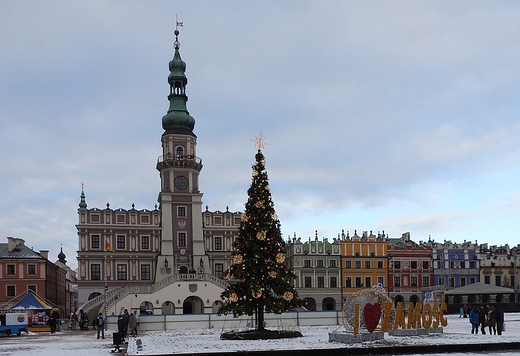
[469, 304, 505, 335]
[115, 309, 140, 341]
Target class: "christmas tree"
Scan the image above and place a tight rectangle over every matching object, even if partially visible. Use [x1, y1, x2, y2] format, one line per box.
[218, 133, 301, 335]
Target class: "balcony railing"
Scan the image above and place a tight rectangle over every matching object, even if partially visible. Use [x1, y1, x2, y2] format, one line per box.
[157, 154, 202, 166]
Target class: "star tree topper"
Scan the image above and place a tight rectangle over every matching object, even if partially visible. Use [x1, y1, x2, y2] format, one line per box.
[250, 131, 269, 151]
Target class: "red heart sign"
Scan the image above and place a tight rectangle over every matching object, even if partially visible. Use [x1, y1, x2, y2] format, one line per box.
[363, 302, 382, 333]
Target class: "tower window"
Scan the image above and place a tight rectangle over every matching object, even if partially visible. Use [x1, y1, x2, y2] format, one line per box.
[176, 146, 184, 160]
[141, 264, 151, 280]
[117, 235, 126, 249]
[178, 233, 186, 247]
[215, 264, 223, 279]
[214, 236, 222, 251]
[178, 206, 186, 217]
[141, 236, 150, 250]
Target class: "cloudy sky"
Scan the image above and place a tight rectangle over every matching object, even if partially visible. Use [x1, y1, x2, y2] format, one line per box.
[1, 1, 519, 270]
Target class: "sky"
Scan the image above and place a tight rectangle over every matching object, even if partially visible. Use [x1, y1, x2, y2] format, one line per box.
[1, 1, 520, 271]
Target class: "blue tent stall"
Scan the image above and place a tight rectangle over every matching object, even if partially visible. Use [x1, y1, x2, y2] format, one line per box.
[8, 290, 56, 332]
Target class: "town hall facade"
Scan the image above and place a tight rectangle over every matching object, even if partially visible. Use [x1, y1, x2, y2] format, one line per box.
[76, 30, 240, 316]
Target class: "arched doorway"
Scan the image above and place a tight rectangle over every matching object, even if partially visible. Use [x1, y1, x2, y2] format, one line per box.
[212, 301, 223, 313]
[496, 294, 503, 303]
[88, 292, 101, 301]
[409, 295, 420, 306]
[303, 297, 316, 311]
[394, 295, 404, 308]
[179, 266, 188, 274]
[468, 295, 477, 304]
[322, 297, 336, 311]
[162, 301, 174, 314]
[183, 296, 204, 314]
[482, 294, 490, 303]
[140, 301, 154, 315]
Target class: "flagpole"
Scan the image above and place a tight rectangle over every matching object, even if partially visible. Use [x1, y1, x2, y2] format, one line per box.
[104, 235, 108, 321]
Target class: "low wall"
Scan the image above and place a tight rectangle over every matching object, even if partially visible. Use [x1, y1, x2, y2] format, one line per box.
[107, 310, 343, 331]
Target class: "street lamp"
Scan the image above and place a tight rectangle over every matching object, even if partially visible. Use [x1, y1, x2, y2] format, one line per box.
[164, 258, 168, 268]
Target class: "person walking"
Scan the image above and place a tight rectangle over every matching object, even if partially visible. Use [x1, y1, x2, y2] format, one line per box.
[495, 305, 505, 335]
[479, 306, 486, 335]
[487, 306, 496, 335]
[459, 306, 464, 318]
[469, 306, 479, 334]
[96, 312, 106, 339]
[122, 309, 130, 333]
[128, 312, 138, 337]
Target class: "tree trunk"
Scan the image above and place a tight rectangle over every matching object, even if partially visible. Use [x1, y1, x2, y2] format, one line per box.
[257, 302, 265, 331]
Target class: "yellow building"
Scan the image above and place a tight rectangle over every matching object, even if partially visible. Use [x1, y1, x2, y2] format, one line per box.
[339, 230, 388, 297]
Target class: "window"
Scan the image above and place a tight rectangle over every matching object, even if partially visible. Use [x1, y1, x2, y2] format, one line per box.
[470, 261, 476, 269]
[365, 261, 371, 269]
[423, 276, 429, 287]
[117, 235, 125, 249]
[449, 278, 455, 288]
[117, 264, 127, 280]
[355, 261, 361, 269]
[411, 277, 417, 287]
[484, 276, 490, 284]
[345, 277, 352, 288]
[91, 264, 101, 280]
[423, 261, 429, 269]
[178, 206, 186, 217]
[378, 261, 384, 269]
[91, 235, 100, 249]
[178, 233, 186, 247]
[377, 277, 384, 286]
[28, 285, 36, 293]
[7, 264, 15, 275]
[215, 263, 223, 279]
[460, 261, 465, 268]
[495, 275, 501, 286]
[355, 277, 363, 287]
[438, 277, 445, 286]
[394, 277, 401, 287]
[304, 277, 312, 288]
[141, 236, 150, 250]
[329, 259, 336, 267]
[318, 277, 324, 288]
[365, 277, 371, 288]
[176, 146, 184, 160]
[7, 286, 15, 297]
[345, 261, 351, 269]
[470, 277, 476, 284]
[394, 261, 401, 269]
[411, 261, 417, 269]
[214, 237, 222, 251]
[141, 265, 151, 280]
[330, 276, 337, 288]
[28, 265, 36, 275]
[460, 278, 466, 286]
[317, 260, 324, 267]
[304, 260, 311, 267]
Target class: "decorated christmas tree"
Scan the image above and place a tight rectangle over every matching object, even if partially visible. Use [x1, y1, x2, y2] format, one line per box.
[218, 133, 302, 338]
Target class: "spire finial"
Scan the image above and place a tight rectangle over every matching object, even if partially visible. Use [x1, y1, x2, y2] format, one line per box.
[174, 15, 183, 49]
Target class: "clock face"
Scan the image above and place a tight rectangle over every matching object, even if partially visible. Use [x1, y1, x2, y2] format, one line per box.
[174, 176, 188, 190]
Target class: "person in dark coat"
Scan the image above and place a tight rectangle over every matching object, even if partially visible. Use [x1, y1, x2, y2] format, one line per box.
[469, 307, 480, 334]
[49, 314, 57, 334]
[479, 306, 486, 335]
[488, 306, 497, 335]
[495, 305, 505, 335]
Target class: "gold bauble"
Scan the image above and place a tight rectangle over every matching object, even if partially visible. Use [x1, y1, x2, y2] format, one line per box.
[283, 291, 293, 301]
[256, 231, 266, 241]
[233, 254, 243, 264]
[276, 253, 285, 263]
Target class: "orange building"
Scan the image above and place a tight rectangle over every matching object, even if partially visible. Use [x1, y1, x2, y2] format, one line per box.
[339, 230, 389, 298]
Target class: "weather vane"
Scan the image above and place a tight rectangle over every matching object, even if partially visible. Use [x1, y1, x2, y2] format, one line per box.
[174, 15, 183, 49]
[251, 131, 269, 151]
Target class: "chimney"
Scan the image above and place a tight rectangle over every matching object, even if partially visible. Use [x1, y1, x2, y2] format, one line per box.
[40, 250, 49, 260]
[7, 237, 25, 252]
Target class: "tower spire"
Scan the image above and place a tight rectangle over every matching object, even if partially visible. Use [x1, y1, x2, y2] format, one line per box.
[161, 23, 195, 135]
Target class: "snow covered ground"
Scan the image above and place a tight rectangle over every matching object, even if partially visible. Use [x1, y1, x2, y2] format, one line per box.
[1, 313, 519, 356]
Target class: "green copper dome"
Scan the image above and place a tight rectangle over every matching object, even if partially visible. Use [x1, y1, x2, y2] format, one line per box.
[162, 32, 195, 135]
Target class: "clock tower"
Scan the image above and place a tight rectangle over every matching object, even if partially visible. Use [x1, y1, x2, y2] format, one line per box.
[155, 29, 207, 282]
